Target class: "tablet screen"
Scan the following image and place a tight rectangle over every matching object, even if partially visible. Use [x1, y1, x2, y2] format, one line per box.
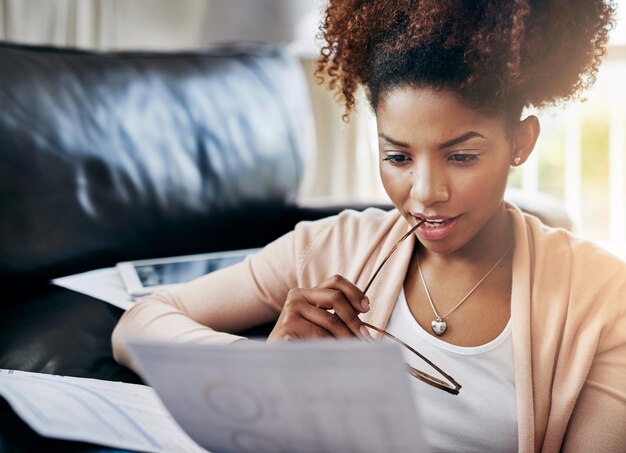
[135, 255, 247, 287]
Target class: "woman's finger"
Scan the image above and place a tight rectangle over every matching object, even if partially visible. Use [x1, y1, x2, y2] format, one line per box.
[298, 288, 366, 339]
[296, 298, 355, 339]
[318, 274, 370, 314]
[267, 294, 335, 341]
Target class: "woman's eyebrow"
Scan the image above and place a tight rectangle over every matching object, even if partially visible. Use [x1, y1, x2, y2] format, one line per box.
[438, 131, 485, 149]
[378, 133, 410, 148]
[378, 131, 486, 149]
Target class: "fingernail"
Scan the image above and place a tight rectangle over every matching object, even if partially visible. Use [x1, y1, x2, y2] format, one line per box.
[359, 325, 372, 340]
[360, 298, 370, 313]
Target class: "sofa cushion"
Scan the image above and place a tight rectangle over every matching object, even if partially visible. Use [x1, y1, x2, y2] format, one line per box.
[0, 43, 311, 288]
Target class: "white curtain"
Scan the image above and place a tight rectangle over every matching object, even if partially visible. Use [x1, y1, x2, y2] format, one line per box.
[0, 0, 385, 202]
[0, 0, 209, 49]
[299, 58, 386, 201]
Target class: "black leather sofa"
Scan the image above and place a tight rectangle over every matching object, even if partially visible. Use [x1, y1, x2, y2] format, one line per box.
[0, 42, 376, 452]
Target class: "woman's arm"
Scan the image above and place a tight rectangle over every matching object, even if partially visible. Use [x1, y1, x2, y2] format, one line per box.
[112, 229, 300, 372]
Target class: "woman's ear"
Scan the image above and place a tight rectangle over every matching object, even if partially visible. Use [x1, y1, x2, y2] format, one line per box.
[510, 115, 540, 166]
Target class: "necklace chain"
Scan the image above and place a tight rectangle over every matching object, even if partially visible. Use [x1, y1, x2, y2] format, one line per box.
[417, 244, 513, 321]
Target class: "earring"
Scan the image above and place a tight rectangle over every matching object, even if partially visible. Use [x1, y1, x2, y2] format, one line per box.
[512, 156, 522, 166]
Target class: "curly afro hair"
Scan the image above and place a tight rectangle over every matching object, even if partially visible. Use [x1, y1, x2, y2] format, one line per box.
[316, 0, 616, 120]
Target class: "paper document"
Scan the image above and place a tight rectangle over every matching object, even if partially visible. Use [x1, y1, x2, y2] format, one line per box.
[52, 267, 135, 310]
[125, 339, 430, 453]
[0, 369, 208, 453]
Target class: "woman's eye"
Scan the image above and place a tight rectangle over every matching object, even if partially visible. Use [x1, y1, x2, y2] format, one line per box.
[382, 154, 409, 164]
[449, 154, 479, 164]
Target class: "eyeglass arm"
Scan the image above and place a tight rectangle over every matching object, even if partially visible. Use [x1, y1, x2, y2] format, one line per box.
[363, 322, 462, 395]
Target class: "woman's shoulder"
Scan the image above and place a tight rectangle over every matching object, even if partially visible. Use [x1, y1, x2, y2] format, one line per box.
[507, 201, 623, 265]
[519, 206, 625, 272]
[290, 207, 405, 271]
[293, 207, 402, 243]
[509, 203, 626, 351]
[513, 204, 625, 320]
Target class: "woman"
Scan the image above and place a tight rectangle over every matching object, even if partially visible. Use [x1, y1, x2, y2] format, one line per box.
[113, 1, 625, 451]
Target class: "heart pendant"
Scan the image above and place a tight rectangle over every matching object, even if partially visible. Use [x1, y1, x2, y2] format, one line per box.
[431, 317, 447, 336]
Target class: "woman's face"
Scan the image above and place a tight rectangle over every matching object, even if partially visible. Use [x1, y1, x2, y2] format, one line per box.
[376, 86, 532, 255]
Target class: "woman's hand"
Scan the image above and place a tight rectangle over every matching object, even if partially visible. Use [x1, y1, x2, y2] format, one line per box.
[267, 274, 371, 342]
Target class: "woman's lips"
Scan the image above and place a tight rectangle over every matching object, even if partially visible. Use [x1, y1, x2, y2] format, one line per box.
[413, 215, 461, 241]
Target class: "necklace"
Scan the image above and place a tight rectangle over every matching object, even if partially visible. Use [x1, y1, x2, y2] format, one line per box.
[417, 244, 512, 336]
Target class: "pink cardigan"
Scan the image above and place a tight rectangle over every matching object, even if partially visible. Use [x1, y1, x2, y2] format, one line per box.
[112, 203, 626, 452]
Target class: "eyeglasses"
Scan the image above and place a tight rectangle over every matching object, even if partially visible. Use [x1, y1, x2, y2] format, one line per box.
[361, 220, 462, 395]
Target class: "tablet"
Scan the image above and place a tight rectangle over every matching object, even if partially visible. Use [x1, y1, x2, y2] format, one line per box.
[116, 248, 260, 298]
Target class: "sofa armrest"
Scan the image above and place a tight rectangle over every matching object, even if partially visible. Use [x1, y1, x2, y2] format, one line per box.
[505, 188, 572, 230]
[0, 287, 142, 384]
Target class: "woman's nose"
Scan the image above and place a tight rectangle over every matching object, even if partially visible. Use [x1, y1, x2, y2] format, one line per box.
[409, 159, 450, 207]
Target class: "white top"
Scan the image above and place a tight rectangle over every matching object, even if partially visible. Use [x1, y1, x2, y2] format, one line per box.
[384, 288, 518, 453]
